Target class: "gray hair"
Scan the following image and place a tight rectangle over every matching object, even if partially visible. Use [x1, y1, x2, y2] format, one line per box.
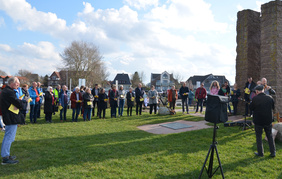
[47, 86, 53, 92]
[7, 76, 18, 85]
[75, 86, 80, 91]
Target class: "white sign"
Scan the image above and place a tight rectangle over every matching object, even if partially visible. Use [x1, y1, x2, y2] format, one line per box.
[196, 81, 201, 88]
[79, 79, 86, 87]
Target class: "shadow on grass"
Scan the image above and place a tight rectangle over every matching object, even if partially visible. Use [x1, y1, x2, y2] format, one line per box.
[0, 125, 245, 177]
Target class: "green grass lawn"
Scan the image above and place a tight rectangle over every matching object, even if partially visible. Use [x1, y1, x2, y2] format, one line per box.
[0, 108, 281, 178]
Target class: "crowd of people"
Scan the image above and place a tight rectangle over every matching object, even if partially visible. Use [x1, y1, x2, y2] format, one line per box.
[0, 76, 278, 164]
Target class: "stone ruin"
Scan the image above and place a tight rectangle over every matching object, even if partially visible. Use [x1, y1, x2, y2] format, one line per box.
[236, 0, 282, 114]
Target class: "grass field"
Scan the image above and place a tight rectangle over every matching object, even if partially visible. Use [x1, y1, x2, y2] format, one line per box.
[0, 108, 281, 178]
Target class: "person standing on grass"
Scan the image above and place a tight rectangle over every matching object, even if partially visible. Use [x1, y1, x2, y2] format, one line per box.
[44, 86, 54, 123]
[188, 88, 195, 106]
[135, 83, 145, 115]
[83, 88, 94, 121]
[167, 85, 178, 110]
[179, 82, 189, 114]
[109, 85, 118, 118]
[126, 87, 135, 116]
[28, 82, 40, 123]
[0, 77, 24, 165]
[195, 83, 207, 113]
[37, 82, 43, 118]
[148, 85, 158, 114]
[230, 83, 241, 115]
[59, 85, 69, 122]
[250, 85, 276, 157]
[20, 84, 29, 125]
[70, 87, 82, 122]
[98, 88, 108, 119]
[91, 84, 100, 117]
[118, 85, 126, 117]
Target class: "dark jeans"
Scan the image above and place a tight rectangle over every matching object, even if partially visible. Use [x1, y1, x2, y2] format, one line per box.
[227, 103, 231, 113]
[60, 105, 67, 121]
[232, 101, 238, 115]
[255, 124, 276, 155]
[181, 98, 189, 113]
[150, 104, 157, 114]
[136, 101, 143, 115]
[118, 99, 125, 116]
[99, 108, 106, 118]
[127, 107, 132, 116]
[188, 98, 193, 106]
[169, 99, 176, 110]
[45, 112, 52, 122]
[72, 103, 81, 122]
[92, 100, 99, 117]
[37, 102, 41, 118]
[30, 102, 39, 123]
[196, 98, 204, 112]
[84, 108, 91, 121]
[111, 107, 117, 118]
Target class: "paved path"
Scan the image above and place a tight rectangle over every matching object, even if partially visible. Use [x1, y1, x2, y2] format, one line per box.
[138, 109, 246, 134]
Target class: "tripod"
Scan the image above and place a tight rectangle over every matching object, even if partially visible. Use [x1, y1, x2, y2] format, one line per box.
[240, 101, 253, 131]
[199, 123, 224, 179]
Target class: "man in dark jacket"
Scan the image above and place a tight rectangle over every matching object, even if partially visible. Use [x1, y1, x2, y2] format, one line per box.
[0, 77, 24, 165]
[91, 84, 100, 117]
[135, 83, 144, 115]
[179, 82, 189, 114]
[250, 85, 276, 157]
[244, 77, 256, 116]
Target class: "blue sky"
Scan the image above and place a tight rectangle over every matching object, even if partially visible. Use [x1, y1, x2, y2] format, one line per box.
[0, 0, 269, 84]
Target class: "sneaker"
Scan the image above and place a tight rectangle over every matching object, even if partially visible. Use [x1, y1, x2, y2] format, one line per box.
[1, 157, 19, 165]
[9, 156, 16, 160]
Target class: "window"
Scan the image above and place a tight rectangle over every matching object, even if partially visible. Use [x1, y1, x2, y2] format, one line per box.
[163, 73, 168, 79]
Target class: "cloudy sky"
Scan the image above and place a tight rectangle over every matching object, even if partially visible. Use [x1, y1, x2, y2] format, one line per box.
[0, 0, 269, 84]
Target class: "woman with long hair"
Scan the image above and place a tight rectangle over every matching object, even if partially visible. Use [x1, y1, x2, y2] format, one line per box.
[209, 80, 220, 95]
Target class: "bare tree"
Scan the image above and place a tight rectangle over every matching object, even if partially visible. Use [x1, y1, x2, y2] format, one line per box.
[0, 70, 7, 76]
[139, 71, 146, 85]
[173, 72, 184, 89]
[15, 69, 32, 77]
[60, 41, 108, 87]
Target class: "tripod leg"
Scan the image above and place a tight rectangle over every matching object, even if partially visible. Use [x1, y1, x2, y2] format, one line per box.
[198, 145, 213, 179]
[214, 145, 225, 179]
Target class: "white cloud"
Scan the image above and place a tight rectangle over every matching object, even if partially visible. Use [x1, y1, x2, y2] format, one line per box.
[145, 0, 228, 32]
[0, 44, 12, 52]
[124, 0, 159, 10]
[0, 41, 62, 76]
[237, 4, 244, 11]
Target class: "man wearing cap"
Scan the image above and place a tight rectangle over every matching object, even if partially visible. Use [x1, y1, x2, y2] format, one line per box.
[250, 85, 276, 157]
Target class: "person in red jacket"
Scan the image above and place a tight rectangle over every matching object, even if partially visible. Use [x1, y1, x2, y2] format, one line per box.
[167, 85, 178, 110]
[195, 83, 207, 113]
[70, 87, 82, 122]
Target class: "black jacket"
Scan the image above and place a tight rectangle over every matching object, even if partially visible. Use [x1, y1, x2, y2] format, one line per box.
[249, 93, 274, 126]
[126, 92, 135, 107]
[44, 91, 54, 114]
[135, 87, 144, 103]
[179, 86, 189, 99]
[109, 90, 118, 107]
[0, 86, 24, 125]
[91, 88, 100, 101]
[98, 93, 108, 110]
[244, 81, 256, 101]
[83, 93, 94, 109]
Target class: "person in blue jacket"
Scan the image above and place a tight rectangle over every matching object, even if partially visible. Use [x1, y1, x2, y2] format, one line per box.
[37, 82, 43, 118]
[28, 82, 40, 123]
